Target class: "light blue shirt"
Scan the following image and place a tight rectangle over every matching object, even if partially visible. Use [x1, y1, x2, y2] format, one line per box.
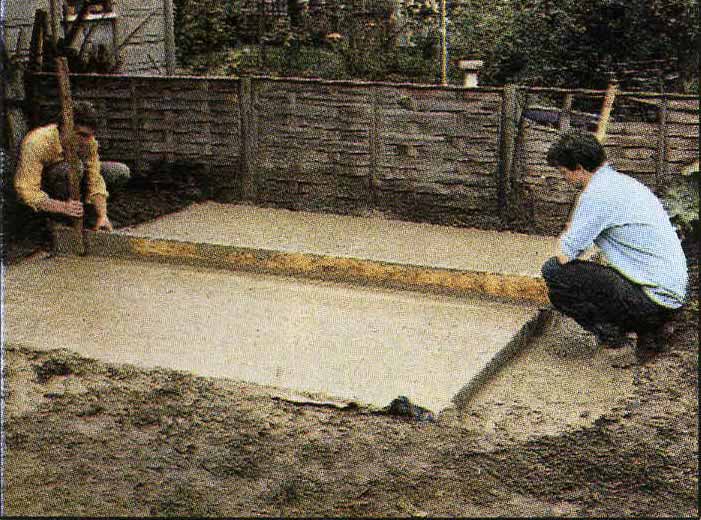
[561, 163, 688, 308]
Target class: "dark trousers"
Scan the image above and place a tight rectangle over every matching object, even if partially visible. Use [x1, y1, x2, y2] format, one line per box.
[541, 257, 677, 343]
[41, 160, 130, 227]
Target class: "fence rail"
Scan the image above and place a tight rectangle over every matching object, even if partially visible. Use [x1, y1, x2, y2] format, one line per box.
[30, 72, 699, 234]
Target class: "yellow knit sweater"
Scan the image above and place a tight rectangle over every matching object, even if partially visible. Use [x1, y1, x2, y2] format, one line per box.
[14, 124, 108, 211]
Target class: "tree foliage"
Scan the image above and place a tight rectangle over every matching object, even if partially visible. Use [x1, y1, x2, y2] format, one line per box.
[485, 0, 699, 90]
[173, 1, 699, 90]
[662, 168, 700, 240]
[173, 0, 235, 64]
[447, 0, 515, 61]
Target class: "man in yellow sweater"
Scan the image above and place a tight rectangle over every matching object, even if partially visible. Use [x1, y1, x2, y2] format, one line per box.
[14, 101, 130, 231]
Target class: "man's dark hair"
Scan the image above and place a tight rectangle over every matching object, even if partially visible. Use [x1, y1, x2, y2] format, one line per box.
[546, 131, 607, 171]
[73, 101, 99, 130]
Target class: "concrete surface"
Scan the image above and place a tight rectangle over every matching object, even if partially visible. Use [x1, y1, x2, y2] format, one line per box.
[118, 203, 557, 277]
[63, 203, 555, 304]
[4, 255, 540, 412]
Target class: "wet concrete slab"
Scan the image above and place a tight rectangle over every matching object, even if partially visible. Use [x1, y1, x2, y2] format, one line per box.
[5, 255, 541, 412]
[118, 203, 557, 277]
[66, 203, 556, 304]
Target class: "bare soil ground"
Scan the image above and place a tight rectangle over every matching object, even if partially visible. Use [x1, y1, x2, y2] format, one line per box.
[2, 189, 698, 517]
[3, 301, 698, 517]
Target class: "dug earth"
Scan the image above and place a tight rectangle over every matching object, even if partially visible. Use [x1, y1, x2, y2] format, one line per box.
[4, 269, 698, 517]
[3, 187, 698, 516]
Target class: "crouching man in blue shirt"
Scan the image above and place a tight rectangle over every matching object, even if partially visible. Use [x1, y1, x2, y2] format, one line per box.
[541, 131, 688, 364]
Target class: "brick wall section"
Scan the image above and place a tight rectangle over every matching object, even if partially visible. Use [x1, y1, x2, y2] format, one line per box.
[31, 73, 698, 234]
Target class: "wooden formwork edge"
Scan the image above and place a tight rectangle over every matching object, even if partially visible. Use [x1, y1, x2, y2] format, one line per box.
[53, 229, 549, 305]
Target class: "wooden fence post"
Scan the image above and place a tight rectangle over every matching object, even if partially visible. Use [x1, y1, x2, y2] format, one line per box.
[368, 90, 380, 207]
[49, 0, 61, 47]
[498, 84, 518, 223]
[163, 109, 175, 163]
[55, 59, 81, 203]
[202, 79, 213, 189]
[239, 76, 257, 201]
[440, 0, 447, 86]
[29, 9, 48, 73]
[559, 93, 573, 131]
[111, 14, 121, 71]
[130, 79, 144, 176]
[595, 80, 618, 144]
[202, 79, 212, 156]
[509, 97, 530, 225]
[163, 0, 176, 75]
[655, 96, 668, 192]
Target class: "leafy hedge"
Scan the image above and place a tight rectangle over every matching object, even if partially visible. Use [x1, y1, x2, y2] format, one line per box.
[484, 0, 699, 90]
[173, 1, 699, 91]
[173, 1, 235, 64]
[663, 168, 700, 240]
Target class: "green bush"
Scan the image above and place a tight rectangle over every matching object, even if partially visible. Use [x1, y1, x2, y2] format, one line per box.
[484, 0, 699, 90]
[174, 0, 236, 65]
[662, 169, 700, 240]
[172, 1, 698, 91]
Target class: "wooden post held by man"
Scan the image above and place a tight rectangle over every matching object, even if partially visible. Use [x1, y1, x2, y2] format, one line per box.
[55, 56, 86, 252]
